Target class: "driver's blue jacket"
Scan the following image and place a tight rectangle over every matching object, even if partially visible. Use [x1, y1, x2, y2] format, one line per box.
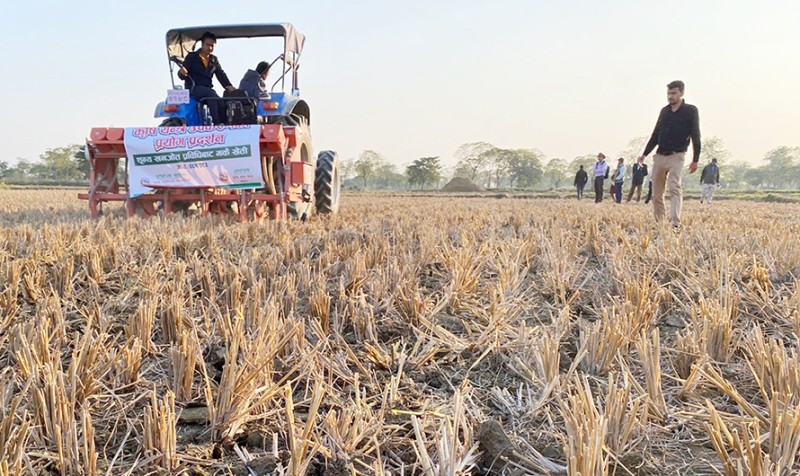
[178, 51, 233, 90]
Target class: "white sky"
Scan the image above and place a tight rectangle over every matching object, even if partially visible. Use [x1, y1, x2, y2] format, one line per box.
[1, 0, 798, 167]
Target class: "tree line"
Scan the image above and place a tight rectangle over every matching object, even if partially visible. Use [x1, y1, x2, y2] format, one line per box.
[2, 139, 799, 191]
[1, 145, 88, 184]
[342, 138, 800, 191]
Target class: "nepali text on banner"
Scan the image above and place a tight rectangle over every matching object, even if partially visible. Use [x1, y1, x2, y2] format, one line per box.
[123, 125, 265, 198]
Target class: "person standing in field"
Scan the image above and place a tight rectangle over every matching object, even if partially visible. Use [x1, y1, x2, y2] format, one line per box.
[593, 153, 610, 203]
[613, 158, 626, 204]
[638, 80, 701, 229]
[574, 165, 589, 200]
[627, 156, 648, 202]
[700, 158, 720, 204]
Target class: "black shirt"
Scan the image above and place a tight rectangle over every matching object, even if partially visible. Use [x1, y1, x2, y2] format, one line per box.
[701, 164, 720, 184]
[178, 51, 233, 90]
[631, 163, 648, 184]
[574, 169, 588, 186]
[643, 101, 701, 162]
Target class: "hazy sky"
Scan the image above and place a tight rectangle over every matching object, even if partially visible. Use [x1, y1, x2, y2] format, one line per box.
[2, 0, 798, 167]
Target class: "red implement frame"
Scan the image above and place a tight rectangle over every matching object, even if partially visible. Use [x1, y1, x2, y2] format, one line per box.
[78, 124, 314, 222]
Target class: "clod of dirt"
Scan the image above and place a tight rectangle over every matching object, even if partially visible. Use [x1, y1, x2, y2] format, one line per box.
[478, 420, 516, 474]
[662, 314, 686, 328]
[233, 455, 278, 475]
[479, 421, 566, 475]
[611, 451, 659, 475]
[441, 177, 485, 192]
[178, 406, 210, 424]
[310, 459, 350, 476]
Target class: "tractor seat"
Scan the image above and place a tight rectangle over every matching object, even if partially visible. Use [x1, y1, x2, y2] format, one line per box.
[222, 90, 259, 125]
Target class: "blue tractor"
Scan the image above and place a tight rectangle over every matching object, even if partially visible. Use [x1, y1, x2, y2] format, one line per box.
[82, 23, 339, 221]
[159, 24, 310, 128]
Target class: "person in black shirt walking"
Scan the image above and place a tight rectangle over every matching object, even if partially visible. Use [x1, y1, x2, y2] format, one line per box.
[700, 158, 720, 204]
[638, 80, 701, 229]
[574, 165, 588, 200]
[626, 156, 648, 203]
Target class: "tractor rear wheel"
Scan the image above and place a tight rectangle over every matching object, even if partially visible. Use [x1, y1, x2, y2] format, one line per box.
[314, 151, 340, 214]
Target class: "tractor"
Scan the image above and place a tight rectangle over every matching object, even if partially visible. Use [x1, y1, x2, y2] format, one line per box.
[79, 23, 340, 222]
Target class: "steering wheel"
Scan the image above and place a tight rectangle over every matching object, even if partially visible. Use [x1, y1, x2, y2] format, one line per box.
[170, 56, 194, 90]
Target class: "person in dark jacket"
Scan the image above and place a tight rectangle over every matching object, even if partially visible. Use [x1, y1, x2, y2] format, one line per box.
[238, 61, 271, 99]
[700, 158, 720, 204]
[574, 165, 588, 200]
[178, 32, 235, 125]
[626, 156, 649, 202]
[637, 80, 701, 229]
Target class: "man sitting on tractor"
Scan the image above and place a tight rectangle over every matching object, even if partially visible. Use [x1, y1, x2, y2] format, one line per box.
[178, 32, 235, 124]
[238, 61, 271, 99]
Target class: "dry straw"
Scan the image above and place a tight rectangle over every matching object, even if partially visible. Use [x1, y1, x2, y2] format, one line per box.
[0, 191, 798, 474]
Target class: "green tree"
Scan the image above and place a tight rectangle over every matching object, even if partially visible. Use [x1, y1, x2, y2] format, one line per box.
[745, 166, 768, 189]
[74, 146, 91, 177]
[354, 150, 381, 188]
[618, 136, 648, 162]
[543, 158, 568, 189]
[504, 149, 544, 189]
[761, 146, 800, 189]
[33, 145, 84, 181]
[699, 136, 731, 166]
[453, 142, 495, 181]
[569, 154, 598, 177]
[405, 157, 442, 190]
[8, 158, 33, 180]
[0, 161, 8, 180]
[725, 161, 754, 189]
[340, 158, 356, 180]
[477, 148, 511, 188]
[374, 160, 406, 189]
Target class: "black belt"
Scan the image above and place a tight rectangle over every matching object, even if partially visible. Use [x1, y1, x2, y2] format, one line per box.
[656, 148, 683, 156]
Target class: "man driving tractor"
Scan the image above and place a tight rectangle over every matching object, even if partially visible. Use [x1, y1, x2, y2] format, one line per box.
[178, 31, 235, 124]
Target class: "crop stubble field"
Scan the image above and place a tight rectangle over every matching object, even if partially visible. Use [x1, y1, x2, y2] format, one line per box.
[1, 189, 800, 475]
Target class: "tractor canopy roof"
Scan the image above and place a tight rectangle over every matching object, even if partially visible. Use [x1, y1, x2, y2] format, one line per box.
[166, 23, 305, 59]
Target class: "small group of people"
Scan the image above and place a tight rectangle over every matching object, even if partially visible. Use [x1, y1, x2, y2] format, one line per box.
[574, 80, 718, 230]
[177, 31, 272, 124]
[578, 153, 720, 207]
[575, 154, 650, 204]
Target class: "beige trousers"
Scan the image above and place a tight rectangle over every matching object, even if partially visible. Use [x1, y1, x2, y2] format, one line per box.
[651, 152, 685, 226]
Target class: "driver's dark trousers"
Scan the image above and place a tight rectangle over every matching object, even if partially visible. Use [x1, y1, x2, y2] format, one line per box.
[191, 86, 224, 125]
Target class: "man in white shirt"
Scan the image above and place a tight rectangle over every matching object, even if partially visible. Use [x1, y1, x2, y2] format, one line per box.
[593, 153, 609, 203]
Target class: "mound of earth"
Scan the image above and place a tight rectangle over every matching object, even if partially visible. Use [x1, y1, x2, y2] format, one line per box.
[441, 177, 485, 192]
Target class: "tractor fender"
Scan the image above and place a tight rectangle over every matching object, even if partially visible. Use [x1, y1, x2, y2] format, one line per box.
[153, 101, 167, 118]
[281, 98, 311, 125]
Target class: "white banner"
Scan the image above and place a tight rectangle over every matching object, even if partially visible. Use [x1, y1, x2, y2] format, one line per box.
[124, 125, 265, 198]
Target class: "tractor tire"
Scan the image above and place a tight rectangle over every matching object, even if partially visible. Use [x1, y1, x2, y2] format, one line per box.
[314, 151, 340, 215]
[159, 117, 187, 127]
